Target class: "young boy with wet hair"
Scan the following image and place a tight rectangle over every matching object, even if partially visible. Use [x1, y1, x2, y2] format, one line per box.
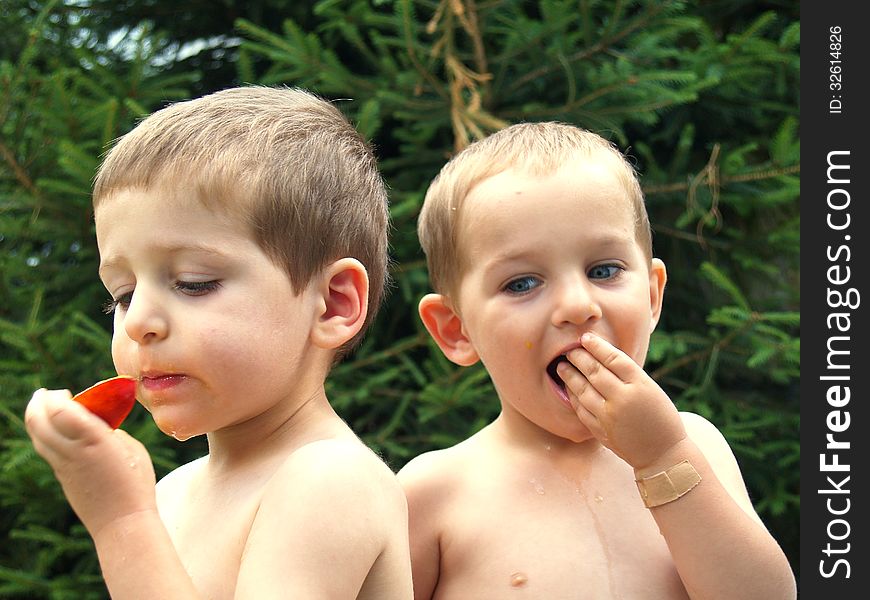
[399, 121, 796, 599]
[25, 86, 413, 599]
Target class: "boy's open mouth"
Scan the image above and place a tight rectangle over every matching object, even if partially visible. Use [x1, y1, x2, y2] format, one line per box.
[546, 355, 570, 393]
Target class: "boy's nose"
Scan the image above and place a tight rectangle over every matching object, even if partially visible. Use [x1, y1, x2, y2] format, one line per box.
[122, 288, 169, 343]
[551, 281, 602, 327]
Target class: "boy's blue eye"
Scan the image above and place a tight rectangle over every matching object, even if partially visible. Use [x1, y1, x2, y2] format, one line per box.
[588, 264, 621, 280]
[504, 276, 541, 294]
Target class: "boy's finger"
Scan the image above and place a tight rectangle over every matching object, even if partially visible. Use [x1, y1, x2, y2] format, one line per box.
[564, 385, 609, 443]
[564, 347, 623, 400]
[572, 397, 599, 428]
[578, 333, 638, 383]
[557, 362, 607, 415]
[26, 390, 105, 462]
[24, 389, 47, 430]
[25, 397, 68, 466]
[24, 391, 63, 446]
[45, 394, 108, 440]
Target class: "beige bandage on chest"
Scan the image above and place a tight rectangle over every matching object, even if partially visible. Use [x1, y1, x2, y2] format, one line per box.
[635, 460, 702, 508]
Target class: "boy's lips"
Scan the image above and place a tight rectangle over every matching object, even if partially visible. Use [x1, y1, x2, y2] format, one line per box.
[140, 372, 187, 392]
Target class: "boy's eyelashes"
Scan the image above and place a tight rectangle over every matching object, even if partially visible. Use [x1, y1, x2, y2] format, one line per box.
[102, 280, 222, 314]
[102, 295, 129, 314]
[174, 280, 222, 295]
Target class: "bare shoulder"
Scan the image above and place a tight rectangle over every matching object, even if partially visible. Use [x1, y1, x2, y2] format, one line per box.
[680, 411, 725, 441]
[679, 411, 759, 518]
[268, 437, 406, 516]
[155, 455, 207, 509]
[396, 440, 484, 600]
[237, 439, 412, 598]
[397, 437, 477, 501]
[397, 432, 502, 528]
[396, 446, 454, 488]
[679, 411, 739, 469]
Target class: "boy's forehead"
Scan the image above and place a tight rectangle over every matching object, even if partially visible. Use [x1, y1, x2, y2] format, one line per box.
[94, 185, 259, 269]
[94, 183, 249, 242]
[96, 180, 249, 219]
[453, 157, 637, 256]
[463, 155, 631, 214]
[471, 148, 626, 192]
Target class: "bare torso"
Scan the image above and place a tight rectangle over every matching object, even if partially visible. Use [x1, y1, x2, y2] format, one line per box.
[404, 425, 690, 600]
[158, 436, 412, 600]
[157, 456, 259, 599]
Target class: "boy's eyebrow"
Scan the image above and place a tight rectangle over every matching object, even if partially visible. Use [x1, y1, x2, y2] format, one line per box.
[98, 242, 233, 274]
[482, 249, 537, 269]
[483, 235, 636, 268]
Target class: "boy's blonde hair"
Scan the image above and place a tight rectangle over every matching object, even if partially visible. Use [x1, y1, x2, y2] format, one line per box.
[418, 121, 652, 298]
[93, 86, 389, 355]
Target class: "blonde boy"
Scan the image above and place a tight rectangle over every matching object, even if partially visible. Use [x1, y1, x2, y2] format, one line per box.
[399, 122, 796, 599]
[25, 86, 413, 599]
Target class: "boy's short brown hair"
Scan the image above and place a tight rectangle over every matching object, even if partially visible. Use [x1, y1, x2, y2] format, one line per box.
[93, 86, 389, 354]
[418, 121, 651, 299]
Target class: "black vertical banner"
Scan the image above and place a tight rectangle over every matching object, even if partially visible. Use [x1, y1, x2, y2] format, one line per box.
[801, 2, 867, 597]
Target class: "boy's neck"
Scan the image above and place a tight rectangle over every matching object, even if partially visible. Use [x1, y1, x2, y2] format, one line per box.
[203, 385, 353, 473]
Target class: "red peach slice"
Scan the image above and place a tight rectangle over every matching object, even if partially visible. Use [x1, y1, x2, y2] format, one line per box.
[73, 376, 137, 429]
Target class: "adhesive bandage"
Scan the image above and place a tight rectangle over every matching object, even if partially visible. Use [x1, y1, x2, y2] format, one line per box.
[635, 460, 702, 508]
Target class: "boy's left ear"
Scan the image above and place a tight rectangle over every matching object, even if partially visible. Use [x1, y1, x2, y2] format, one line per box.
[310, 258, 369, 349]
[648, 258, 667, 333]
[418, 294, 479, 366]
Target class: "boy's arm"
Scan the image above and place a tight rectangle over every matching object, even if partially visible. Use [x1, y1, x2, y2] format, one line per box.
[234, 440, 413, 600]
[560, 334, 797, 600]
[27, 391, 411, 599]
[25, 390, 201, 599]
[396, 454, 447, 600]
[634, 418, 796, 600]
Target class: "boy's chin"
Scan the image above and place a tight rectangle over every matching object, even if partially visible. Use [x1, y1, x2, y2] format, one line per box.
[154, 418, 200, 442]
[558, 424, 598, 444]
[533, 414, 598, 445]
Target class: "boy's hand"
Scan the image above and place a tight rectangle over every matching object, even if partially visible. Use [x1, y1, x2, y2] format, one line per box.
[24, 389, 158, 538]
[557, 333, 687, 470]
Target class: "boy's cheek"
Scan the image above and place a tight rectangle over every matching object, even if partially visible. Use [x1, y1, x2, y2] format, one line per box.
[631, 339, 651, 368]
[111, 335, 132, 375]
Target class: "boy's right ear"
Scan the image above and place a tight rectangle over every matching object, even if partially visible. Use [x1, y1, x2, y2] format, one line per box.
[418, 294, 479, 366]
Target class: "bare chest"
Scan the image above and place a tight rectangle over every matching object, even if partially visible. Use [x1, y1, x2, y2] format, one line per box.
[159, 483, 262, 599]
[434, 472, 689, 600]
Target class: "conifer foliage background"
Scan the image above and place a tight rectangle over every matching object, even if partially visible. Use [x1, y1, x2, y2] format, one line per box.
[1, 1, 799, 596]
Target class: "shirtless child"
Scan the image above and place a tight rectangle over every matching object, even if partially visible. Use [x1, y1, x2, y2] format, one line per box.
[25, 86, 413, 599]
[399, 122, 796, 599]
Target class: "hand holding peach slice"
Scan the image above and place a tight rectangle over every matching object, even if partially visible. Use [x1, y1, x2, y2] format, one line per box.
[72, 376, 137, 429]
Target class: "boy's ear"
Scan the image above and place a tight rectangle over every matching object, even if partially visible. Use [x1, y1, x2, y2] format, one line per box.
[418, 294, 479, 366]
[310, 258, 369, 349]
[648, 258, 667, 333]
